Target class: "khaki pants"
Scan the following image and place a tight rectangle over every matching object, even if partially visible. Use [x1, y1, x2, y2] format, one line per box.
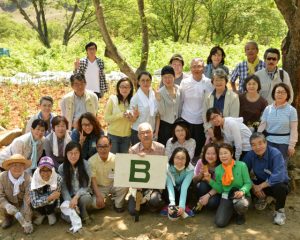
[92, 185, 127, 209]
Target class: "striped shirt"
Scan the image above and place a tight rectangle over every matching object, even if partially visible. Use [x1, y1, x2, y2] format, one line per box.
[261, 103, 298, 144]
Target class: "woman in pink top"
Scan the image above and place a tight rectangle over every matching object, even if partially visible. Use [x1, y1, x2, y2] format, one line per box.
[193, 143, 221, 210]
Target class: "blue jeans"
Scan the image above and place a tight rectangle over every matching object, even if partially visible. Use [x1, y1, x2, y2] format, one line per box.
[196, 181, 220, 210]
[108, 134, 131, 154]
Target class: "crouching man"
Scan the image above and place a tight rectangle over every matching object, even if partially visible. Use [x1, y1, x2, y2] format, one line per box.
[243, 132, 290, 225]
[89, 136, 127, 212]
[0, 154, 33, 234]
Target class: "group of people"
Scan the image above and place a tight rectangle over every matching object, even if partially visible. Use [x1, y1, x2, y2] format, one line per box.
[0, 40, 297, 234]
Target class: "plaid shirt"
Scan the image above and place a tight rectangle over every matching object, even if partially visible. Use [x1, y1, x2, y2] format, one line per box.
[30, 174, 63, 209]
[76, 57, 108, 94]
[230, 60, 265, 93]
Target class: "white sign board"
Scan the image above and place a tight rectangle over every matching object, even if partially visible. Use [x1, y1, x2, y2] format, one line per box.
[114, 153, 168, 189]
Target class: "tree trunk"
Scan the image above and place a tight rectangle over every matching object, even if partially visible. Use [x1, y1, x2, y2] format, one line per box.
[93, 0, 138, 88]
[136, 0, 149, 76]
[275, 0, 300, 115]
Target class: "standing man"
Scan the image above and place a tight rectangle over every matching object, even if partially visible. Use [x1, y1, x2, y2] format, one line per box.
[179, 58, 214, 161]
[74, 42, 108, 99]
[243, 132, 289, 225]
[127, 122, 165, 216]
[255, 48, 294, 104]
[231, 41, 265, 93]
[160, 54, 189, 87]
[60, 73, 98, 130]
[89, 136, 127, 213]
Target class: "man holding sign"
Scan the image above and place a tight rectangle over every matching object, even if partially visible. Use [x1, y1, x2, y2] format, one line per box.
[127, 122, 166, 217]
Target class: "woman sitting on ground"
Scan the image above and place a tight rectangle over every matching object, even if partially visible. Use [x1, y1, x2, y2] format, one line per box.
[25, 96, 55, 137]
[104, 77, 135, 154]
[44, 116, 71, 169]
[165, 118, 196, 160]
[71, 112, 104, 160]
[162, 147, 194, 219]
[30, 157, 62, 226]
[193, 143, 221, 211]
[58, 142, 93, 224]
[206, 107, 252, 161]
[203, 143, 252, 227]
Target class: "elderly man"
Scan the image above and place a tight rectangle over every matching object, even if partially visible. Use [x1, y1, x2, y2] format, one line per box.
[0, 154, 33, 234]
[127, 122, 165, 216]
[74, 42, 108, 99]
[89, 136, 127, 213]
[179, 58, 214, 161]
[255, 47, 294, 104]
[231, 41, 265, 93]
[60, 73, 98, 130]
[243, 132, 289, 225]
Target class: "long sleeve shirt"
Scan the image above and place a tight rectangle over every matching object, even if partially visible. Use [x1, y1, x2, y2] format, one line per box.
[166, 164, 194, 208]
[209, 161, 252, 197]
[58, 160, 91, 201]
[243, 145, 289, 186]
[30, 175, 63, 208]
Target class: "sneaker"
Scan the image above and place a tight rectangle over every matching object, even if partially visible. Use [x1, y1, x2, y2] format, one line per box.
[255, 198, 268, 211]
[47, 213, 57, 225]
[274, 209, 286, 225]
[34, 214, 45, 225]
[185, 206, 195, 217]
[1, 215, 13, 229]
[236, 214, 246, 225]
[60, 213, 71, 223]
[160, 206, 168, 216]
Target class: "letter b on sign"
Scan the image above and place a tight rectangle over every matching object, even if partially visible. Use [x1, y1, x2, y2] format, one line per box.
[129, 160, 150, 183]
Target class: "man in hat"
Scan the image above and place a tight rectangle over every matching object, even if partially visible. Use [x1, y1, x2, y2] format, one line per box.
[0, 154, 33, 234]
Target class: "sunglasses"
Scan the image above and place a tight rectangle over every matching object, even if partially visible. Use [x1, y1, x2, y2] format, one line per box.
[266, 57, 278, 61]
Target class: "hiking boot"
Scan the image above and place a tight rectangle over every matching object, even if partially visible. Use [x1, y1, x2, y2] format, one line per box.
[1, 215, 13, 229]
[236, 214, 246, 225]
[47, 213, 57, 225]
[159, 205, 168, 216]
[185, 206, 195, 217]
[274, 209, 286, 225]
[33, 214, 45, 225]
[114, 205, 125, 213]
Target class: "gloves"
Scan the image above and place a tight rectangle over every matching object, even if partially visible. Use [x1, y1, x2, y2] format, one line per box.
[5, 204, 18, 215]
[23, 222, 33, 234]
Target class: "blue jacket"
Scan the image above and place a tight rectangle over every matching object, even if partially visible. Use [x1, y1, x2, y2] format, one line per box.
[243, 145, 289, 186]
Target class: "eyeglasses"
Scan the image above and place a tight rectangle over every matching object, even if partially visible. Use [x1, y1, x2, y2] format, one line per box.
[40, 169, 52, 173]
[139, 130, 152, 135]
[82, 123, 92, 127]
[266, 57, 278, 61]
[96, 144, 110, 149]
[139, 79, 151, 84]
[275, 90, 287, 95]
[119, 86, 131, 89]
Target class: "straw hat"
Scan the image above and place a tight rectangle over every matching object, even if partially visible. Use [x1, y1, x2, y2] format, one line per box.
[2, 154, 32, 170]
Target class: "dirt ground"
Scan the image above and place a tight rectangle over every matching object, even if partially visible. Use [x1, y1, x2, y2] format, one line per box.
[0, 188, 299, 240]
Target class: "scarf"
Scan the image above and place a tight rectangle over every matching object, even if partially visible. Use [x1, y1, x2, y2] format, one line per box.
[31, 167, 58, 191]
[137, 88, 157, 117]
[30, 133, 39, 169]
[247, 57, 260, 75]
[8, 171, 25, 196]
[222, 159, 235, 186]
[53, 132, 71, 157]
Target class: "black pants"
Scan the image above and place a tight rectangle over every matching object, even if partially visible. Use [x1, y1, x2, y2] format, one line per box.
[131, 129, 139, 146]
[158, 120, 173, 146]
[185, 121, 205, 159]
[262, 183, 289, 210]
[35, 202, 57, 215]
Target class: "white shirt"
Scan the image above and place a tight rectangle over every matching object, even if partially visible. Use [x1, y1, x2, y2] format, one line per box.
[179, 75, 214, 124]
[85, 60, 100, 93]
[222, 117, 252, 160]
